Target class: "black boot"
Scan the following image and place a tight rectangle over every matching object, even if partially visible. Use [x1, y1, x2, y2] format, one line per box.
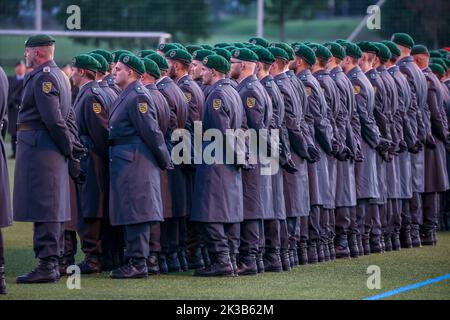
[58, 255, 75, 276]
[0, 265, 6, 294]
[194, 253, 234, 277]
[202, 246, 211, 267]
[321, 240, 330, 262]
[187, 248, 205, 270]
[357, 235, 364, 256]
[362, 235, 371, 255]
[230, 254, 238, 276]
[237, 255, 258, 276]
[298, 242, 309, 265]
[317, 242, 325, 262]
[77, 255, 102, 274]
[16, 258, 59, 284]
[256, 252, 265, 273]
[400, 229, 413, 248]
[288, 250, 294, 268]
[167, 252, 181, 273]
[110, 258, 148, 279]
[420, 229, 434, 246]
[158, 253, 169, 274]
[308, 242, 318, 264]
[334, 236, 350, 259]
[391, 233, 401, 251]
[370, 236, 382, 254]
[384, 234, 392, 252]
[292, 248, 299, 266]
[411, 224, 422, 247]
[348, 234, 359, 258]
[178, 250, 189, 272]
[281, 250, 291, 271]
[146, 252, 160, 275]
[263, 252, 282, 272]
[328, 239, 336, 261]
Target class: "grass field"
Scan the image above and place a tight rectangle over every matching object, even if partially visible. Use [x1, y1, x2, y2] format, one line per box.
[1, 155, 450, 300]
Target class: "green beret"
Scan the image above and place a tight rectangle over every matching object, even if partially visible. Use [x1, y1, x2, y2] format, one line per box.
[267, 47, 289, 61]
[25, 34, 55, 47]
[166, 49, 192, 64]
[252, 47, 275, 65]
[192, 49, 216, 62]
[380, 40, 401, 58]
[147, 53, 169, 71]
[224, 46, 238, 53]
[233, 43, 245, 48]
[341, 42, 362, 59]
[411, 44, 429, 56]
[323, 42, 346, 60]
[112, 50, 132, 63]
[335, 39, 347, 45]
[142, 58, 161, 79]
[71, 54, 101, 73]
[438, 49, 449, 57]
[430, 58, 448, 72]
[429, 63, 445, 77]
[214, 42, 231, 49]
[293, 44, 316, 66]
[212, 48, 232, 62]
[429, 51, 442, 58]
[391, 33, 414, 49]
[89, 49, 113, 64]
[307, 43, 332, 61]
[373, 42, 392, 63]
[201, 44, 214, 51]
[186, 45, 203, 55]
[202, 54, 230, 74]
[357, 41, 379, 54]
[89, 53, 109, 74]
[270, 42, 295, 61]
[157, 43, 178, 54]
[137, 49, 156, 58]
[231, 48, 259, 63]
[444, 58, 450, 69]
[248, 37, 270, 48]
[118, 53, 145, 75]
[172, 43, 186, 50]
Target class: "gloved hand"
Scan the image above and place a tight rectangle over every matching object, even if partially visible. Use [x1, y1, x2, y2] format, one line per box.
[376, 138, 390, 154]
[307, 144, 320, 163]
[398, 140, 408, 153]
[425, 135, 436, 149]
[68, 158, 86, 184]
[408, 140, 423, 154]
[281, 156, 297, 174]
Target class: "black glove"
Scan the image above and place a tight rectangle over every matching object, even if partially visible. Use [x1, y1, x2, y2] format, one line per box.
[425, 135, 436, 149]
[307, 144, 320, 163]
[376, 138, 390, 154]
[331, 139, 340, 156]
[72, 142, 88, 159]
[398, 140, 408, 153]
[281, 156, 297, 174]
[355, 150, 364, 162]
[68, 158, 86, 184]
[408, 140, 423, 154]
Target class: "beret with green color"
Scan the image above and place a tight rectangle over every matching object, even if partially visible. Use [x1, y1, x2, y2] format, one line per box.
[270, 42, 295, 61]
[380, 40, 400, 57]
[214, 42, 231, 49]
[118, 53, 145, 75]
[267, 47, 289, 61]
[373, 42, 392, 63]
[323, 42, 346, 60]
[202, 55, 230, 74]
[231, 48, 259, 63]
[233, 43, 245, 48]
[429, 63, 445, 77]
[341, 42, 362, 59]
[142, 57, 161, 79]
[166, 49, 192, 64]
[158, 43, 178, 54]
[186, 45, 203, 55]
[172, 43, 186, 50]
[192, 49, 216, 62]
[293, 44, 316, 66]
[249, 37, 270, 48]
[112, 50, 132, 63]
[357, 41, 379, 54]
[430, 51, 443, 58]
[444, 58, 450, 69]
[147, 53, 169, 71]
[213, 48, 232, 62]
[201, 44, 214, 51]
[430, 58, 448, 72]
[411, 44, 429, 56]
[137, 49, 156, 58]
[224, 46, 237, 53]
[307, 43, 332, 60]
[89, 53, 109, 74]
[71, 54, 101, 73]
[25, 34, 55, 47]
[438, 49, 449, 58]
[89, 49, 113, 64]
[391, 33, 414, 49]
[252, 47, 275, 65]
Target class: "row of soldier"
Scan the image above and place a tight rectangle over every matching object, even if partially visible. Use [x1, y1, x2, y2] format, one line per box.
[0, 32, 449, 290]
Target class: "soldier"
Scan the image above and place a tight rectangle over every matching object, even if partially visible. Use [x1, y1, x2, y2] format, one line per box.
[381, 40, 416, 250]
[89, 50, 119, 104]
[108, 53, 171, 279]
[340, 42, 388, 257]
[7, 60, 26, 159]
[157, 43, 179, 57]
[191, 49, 217, 96]
[411, 45, 450, 245]
[147, 52, 189, 273]
[110, 50, 133, 96]
[0, 65, 12, 294]
[192, 55, 243, 277]
[325, 42, 361, 259]
[291, 44, 335, 263]
[14, 35, 74, 284]
[392, 33, 430, 248]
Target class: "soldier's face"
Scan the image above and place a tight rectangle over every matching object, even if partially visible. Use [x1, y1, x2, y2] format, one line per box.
[167, 60, 177, 78]
[191, 61, 203, 81]
[113, 62, 132, 88]
[70, 67, 82, 87]
[24, 47, 37, 68]
[230, 59, 241, 79]
[201, 66, 213, 85]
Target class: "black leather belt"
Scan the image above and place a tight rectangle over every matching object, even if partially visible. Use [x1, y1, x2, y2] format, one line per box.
[17, 121, 46, 131]
[109, 136, 142, 146]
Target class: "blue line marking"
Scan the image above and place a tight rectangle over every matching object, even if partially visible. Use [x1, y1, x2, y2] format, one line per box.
[363, 273, 450, 300]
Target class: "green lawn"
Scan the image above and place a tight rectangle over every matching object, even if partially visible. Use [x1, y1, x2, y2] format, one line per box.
[2, 157, 450, 300]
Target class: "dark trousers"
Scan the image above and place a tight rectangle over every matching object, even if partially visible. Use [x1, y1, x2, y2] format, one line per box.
[299, 216, 309, 242]
[149, 221, 161, 253]
[10, 134, 16, 157]
[422, 192, 439, 232]
[286, 217, 299, 250]
[78, 217, 102, 256]
[0, 229, 4, 265]
[264, 219, 280, 254]
[309, 205, 321, 242]
[124, 222, 150, 260]
[202, 222, 240, 263]
[240, 219, 260, 256]
[101, 217, 124, 259]
[387, 199, 402, 235]
[62, 230, 77, 259]
[335, 207, 351, 239]
[408, 192, 423, 227]
[161, 217, 181, 254]
[33, 222, 64, 260]
[185, 217, 203, 254]
[280, 219, 289, 251]
[319, 208, 332, 242]
[364, 203, 382, 236]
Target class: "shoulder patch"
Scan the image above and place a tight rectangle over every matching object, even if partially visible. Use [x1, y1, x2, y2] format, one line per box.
[213, 99, 222, 110]
[184, 92, 192, 102]
[353, 85, 360, 95]
[42, 82, 52, 93]
[246, 97, 256, 108]
[138, 102, 148, 114]
[93, 103, 102, 114]
[305, 86, 312, 97]
[43, 66, 50, 73]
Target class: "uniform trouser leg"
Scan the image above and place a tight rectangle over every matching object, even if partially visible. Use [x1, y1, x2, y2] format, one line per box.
[319, 208, 330, 243]
[380, 202, 389, 236]
[33, 222, 64, 259]
[239, 219, 260, 257]
[161, 218, 180, 254]
[354, 199, 368, 236]
[258, 220, 265, 255]
[123, 222, 150, 260]
[422, 192, 439, 232]
[299, 216, 309, 243]
[335, 207, 351, 240]
[286, 217, 299, 250]
[264, 220, 280, 254]
[63, 230, 77, 260]
[309, 206, 321, 242]
[178, 216, 187, 252]
[203, 223, 239, 263]
[186, 217, 202, 254]
[280, 219, 289, 251]
[11, 134, 16, 157]
[0, 229, 4, 265]
[328, 209, 335, 241]
[78, 218, 102, 256]
[368, 204, 382, 237]
[409, 192, 423, 227]
[389, 199, 402, 235]
[149, 222, 161, 253]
